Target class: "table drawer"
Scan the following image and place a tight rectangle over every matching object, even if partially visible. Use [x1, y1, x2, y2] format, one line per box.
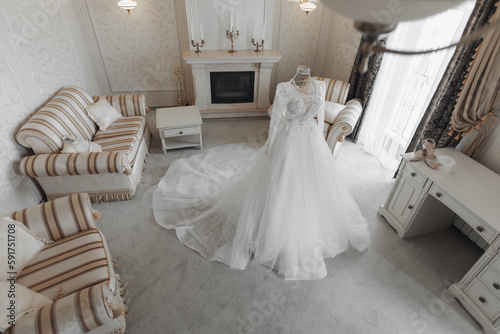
[465, 279, 500, 319]
[403, 164, 427, 186]
[479, 267, 500, 299]
[162, 126, 199, 137]
[429, 184, 496, 243]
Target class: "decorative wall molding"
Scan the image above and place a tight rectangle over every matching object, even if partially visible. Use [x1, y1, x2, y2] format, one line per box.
[174, 0, 194, 105]
[59, 0, 111, 96]
[0, 178, 43, 216]
[87, 0, 179, 94]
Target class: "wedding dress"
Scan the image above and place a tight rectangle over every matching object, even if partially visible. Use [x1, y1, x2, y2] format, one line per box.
[144, 73, 370, 280]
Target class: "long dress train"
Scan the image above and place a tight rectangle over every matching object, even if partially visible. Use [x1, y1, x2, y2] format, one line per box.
[144, 78, 370, 280]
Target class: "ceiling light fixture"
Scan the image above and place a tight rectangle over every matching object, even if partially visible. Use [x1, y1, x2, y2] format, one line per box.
[117, 0, 137, 15]
[300, 0, 317, 15]
[320, 0, 500, 72]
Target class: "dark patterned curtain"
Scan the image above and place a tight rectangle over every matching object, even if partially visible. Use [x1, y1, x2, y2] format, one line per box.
[347, 36, 387, 141]
[406, 0, 498, 152]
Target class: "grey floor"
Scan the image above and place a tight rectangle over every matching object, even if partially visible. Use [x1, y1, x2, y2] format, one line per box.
[92, 115, 484, 334]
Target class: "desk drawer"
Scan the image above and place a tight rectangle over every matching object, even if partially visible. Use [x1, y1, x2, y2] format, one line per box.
[403, 164, 427, 186]
[491, 255, 500, 273]
[429, 185, 496, 243]
[162, 126, 199, 137]
[465, 279, 500, 319]
[479, 267, 500, 299]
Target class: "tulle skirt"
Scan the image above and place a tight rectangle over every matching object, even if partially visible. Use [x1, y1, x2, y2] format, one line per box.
[144, 123, 370, 280]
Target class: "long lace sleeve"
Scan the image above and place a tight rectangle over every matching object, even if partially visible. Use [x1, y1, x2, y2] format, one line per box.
[266, 83, 287, 153]
[314, 80, 326, 136]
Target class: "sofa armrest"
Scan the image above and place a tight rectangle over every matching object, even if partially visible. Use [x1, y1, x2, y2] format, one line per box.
[325, 98, 363, 148]
[6, 284, 123, 334]
[9, 193, 97, 241]
[19, 152, 132, 178]
[93, 94, 148, 117]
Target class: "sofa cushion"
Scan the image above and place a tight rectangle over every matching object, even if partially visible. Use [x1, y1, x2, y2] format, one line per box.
[93, 116, 147, 166]
[16, 87, 97, 154]
[324, 101, 345, 125]
[17, 229, 115, 301]
[0, 217, 51, 280]
[86, 99, 123, 131]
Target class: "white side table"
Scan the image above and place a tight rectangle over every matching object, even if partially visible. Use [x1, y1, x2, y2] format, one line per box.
[156, 105, 203, 154]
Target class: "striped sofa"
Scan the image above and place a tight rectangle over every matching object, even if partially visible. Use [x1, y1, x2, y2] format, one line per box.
[16, 87, 151, 202]
[312, 76, 363, 159]
[4, 193, 126, 334]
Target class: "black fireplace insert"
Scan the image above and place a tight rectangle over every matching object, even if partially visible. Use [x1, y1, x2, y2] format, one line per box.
[210, 71, 255, 104]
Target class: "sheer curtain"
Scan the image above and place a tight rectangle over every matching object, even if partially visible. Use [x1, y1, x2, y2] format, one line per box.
[356, 2, 475, 170]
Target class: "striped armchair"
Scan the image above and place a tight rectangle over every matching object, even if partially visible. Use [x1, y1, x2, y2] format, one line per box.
[16, 87, 151, 202]
[3, 193, 126, 334]
[312, 76, 363, 159]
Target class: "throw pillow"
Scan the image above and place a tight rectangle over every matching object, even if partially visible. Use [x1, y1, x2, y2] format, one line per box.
[0, 282, 53, 331]
[61, 135, 103, 153]
[324, 101, 345, 124]
[0, 217, 51, 281]
[86, 99, 122, 131]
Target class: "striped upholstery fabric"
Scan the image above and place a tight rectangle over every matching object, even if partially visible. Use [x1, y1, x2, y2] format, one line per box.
[17, 229, 115, 301]
[94, 94, 147, 117]
[5, 284, 116, 334]
[16, 87, 97, 154]
[19, 152, 132, 178]
[93, 116, 147, 165]
[311, 76, 350, 104]
[9, 193, 96, 242]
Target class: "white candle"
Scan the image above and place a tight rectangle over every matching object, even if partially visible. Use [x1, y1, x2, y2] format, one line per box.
[230, 10, 233, 31]
[252, 21, 256, 39]
[262, 21, 266, 41]
[237, 14, 239, 31]
[191, 23, 194, 40]
[199, 23, 204, 40]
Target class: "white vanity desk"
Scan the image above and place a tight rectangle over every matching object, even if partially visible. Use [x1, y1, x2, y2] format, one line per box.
[378, 147, 500, 334]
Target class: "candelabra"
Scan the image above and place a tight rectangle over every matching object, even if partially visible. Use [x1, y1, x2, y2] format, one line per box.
[251, 38, 264, 53]
[226, 28, 239, 53]
[191, 39, 205, 53]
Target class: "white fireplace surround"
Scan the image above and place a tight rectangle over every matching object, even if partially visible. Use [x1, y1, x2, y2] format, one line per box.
[183, 50, 282, 114]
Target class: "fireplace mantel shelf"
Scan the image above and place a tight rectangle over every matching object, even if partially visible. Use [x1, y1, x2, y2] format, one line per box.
[183, 50, 282, 65]
[183, 50, 282, 113]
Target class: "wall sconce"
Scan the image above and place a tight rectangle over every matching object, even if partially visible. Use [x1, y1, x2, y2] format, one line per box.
[117, 0, 137, 15]
[300, 0, 317, 15]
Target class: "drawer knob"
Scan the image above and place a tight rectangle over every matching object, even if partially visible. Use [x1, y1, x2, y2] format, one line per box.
[493, 283, 500, 290]
[479, 296, 486, 304]
[408, 205, 414, 210]
[179, 131, 183, 135]
[476, 226, 484, 233]
[410, 172, 416, 177]
[435, 192, 442, 198]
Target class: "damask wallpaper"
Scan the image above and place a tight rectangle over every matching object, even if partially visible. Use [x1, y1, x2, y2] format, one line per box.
[0, 52, 29, 206]
[88, 0, 180, 93]
[329, 17, 361, 82]
[276, 1, 323, 84]
[0, 0, 84, 208]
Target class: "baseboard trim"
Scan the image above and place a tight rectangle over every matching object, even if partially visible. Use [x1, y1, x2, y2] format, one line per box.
[0, 178, 44, 216]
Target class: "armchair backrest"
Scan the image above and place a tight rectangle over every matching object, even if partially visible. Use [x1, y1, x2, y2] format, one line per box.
[16, 87, 97, 154]
[311, 76, 350, 105]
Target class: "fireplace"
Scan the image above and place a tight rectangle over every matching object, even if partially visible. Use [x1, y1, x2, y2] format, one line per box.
[183, 50, 282, 113]
[210, 71, 255, 104]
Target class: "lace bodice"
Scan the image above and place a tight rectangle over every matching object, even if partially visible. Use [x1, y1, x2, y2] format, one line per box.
[267, 79, 326, 151]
